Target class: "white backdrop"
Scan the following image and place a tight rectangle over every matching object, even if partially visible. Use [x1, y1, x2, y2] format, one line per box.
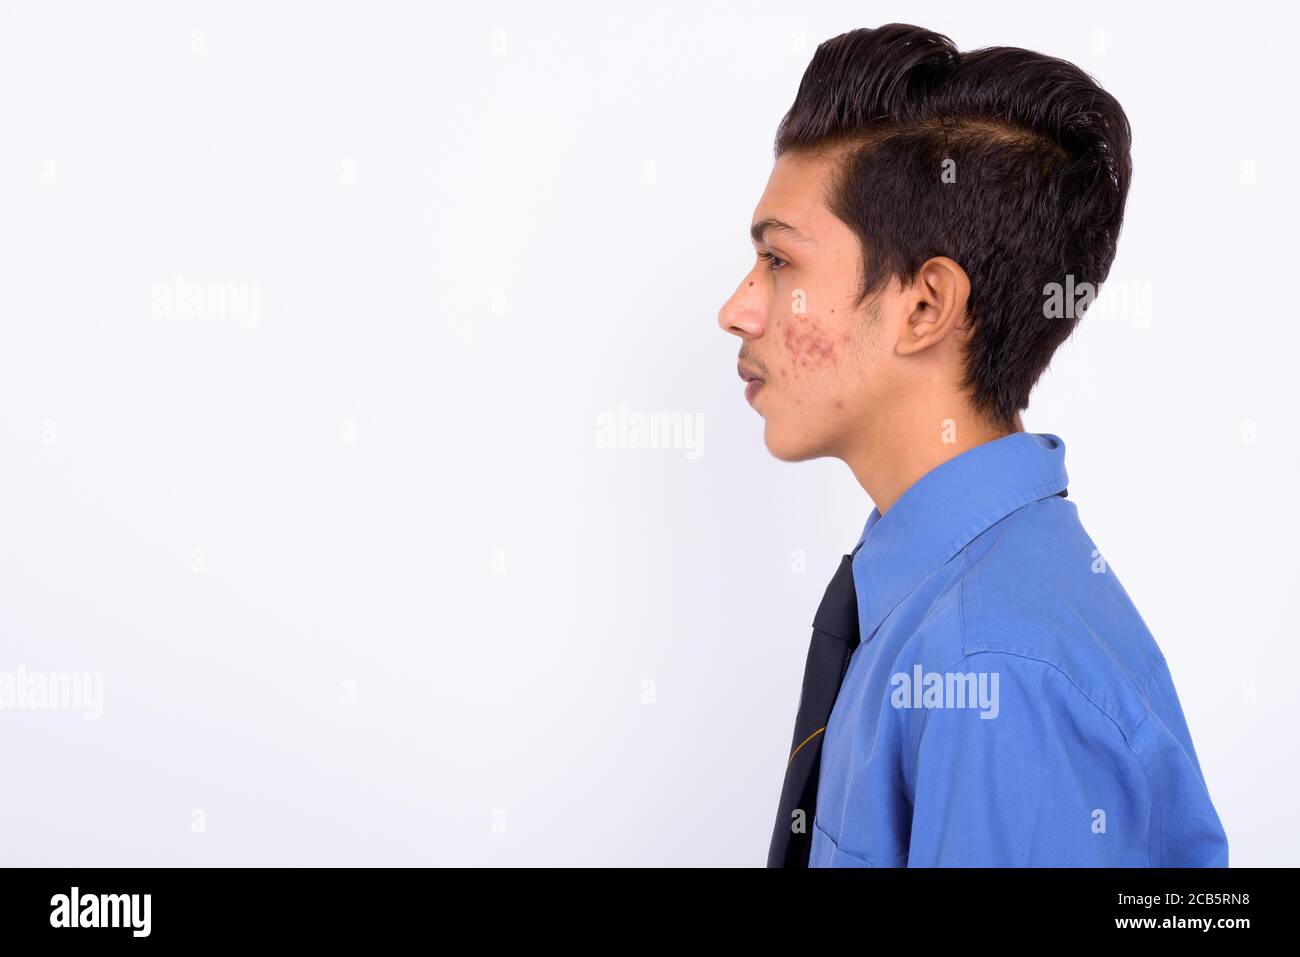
[1, 0, 1295, 866]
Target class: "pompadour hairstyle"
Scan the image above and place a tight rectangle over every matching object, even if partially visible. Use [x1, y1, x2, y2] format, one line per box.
[775, 24, 1132, 426]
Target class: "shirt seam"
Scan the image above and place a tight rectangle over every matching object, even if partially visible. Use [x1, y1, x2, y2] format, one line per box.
[958, 542, 1151, 738]
[1139, 654, 1168, 691]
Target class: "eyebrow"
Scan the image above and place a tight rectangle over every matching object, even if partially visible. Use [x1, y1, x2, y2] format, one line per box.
[750, 217, 810, 246]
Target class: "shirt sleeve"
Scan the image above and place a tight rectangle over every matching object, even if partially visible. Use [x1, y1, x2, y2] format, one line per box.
[904, 652, 1151, 866]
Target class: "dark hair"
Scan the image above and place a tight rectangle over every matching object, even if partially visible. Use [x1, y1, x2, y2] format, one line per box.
[775, 24, 1131, 426]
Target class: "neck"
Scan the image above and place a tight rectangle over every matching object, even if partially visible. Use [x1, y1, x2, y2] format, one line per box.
[842, 409, 1023, 515]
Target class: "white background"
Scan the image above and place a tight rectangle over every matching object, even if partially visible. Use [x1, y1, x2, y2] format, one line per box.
[1, 0, 1295, 866]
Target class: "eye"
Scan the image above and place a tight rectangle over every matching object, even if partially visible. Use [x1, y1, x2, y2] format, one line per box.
[756, 250, 788, 272]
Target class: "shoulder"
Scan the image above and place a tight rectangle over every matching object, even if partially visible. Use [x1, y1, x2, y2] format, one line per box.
[948, 494, 1166, 736]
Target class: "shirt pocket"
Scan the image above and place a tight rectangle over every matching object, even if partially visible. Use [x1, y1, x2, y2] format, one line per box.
[811, 818, 874, 868]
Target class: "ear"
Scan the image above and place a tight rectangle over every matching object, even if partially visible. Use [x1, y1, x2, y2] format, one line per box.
[895, 256, 971, 356]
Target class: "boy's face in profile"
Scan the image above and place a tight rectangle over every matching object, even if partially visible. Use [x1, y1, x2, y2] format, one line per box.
[718, 150, 902, 463]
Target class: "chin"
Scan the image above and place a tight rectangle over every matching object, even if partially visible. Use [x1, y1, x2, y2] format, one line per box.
[762, 420, 825, 463]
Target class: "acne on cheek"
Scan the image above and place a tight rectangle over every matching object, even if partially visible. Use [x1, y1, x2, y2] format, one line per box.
[764, 311, 848, 409]
[779, 311, 841, 369]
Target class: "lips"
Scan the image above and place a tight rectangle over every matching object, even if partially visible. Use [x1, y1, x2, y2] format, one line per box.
[737, 361, 765, 406]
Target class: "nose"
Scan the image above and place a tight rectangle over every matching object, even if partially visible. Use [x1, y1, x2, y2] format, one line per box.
[717, 268, 767, 340]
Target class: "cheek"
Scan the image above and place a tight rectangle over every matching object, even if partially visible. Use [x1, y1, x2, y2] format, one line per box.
[770, 309, 853, 403]
[780, 310, 839, 367]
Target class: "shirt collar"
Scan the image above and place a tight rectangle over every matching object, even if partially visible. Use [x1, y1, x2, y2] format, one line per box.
[851, 431, 1069, 641]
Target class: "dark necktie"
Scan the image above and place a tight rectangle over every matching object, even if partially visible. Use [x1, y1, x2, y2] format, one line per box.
[767, 488, 1067, 867]
[766, 551, 861, 867]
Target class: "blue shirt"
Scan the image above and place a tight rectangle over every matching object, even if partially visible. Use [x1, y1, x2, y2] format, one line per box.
[809, 432, 1228, 867]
